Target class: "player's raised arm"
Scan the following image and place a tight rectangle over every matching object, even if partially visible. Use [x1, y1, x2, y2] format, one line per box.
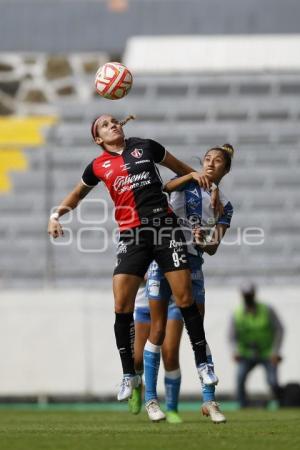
[159, 150, 195, 176]
[47, 181, 94, 239]
[164, 171, 213, 193]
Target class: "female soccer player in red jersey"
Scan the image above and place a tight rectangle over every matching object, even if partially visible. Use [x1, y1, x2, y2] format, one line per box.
[48, 114, 220, 421]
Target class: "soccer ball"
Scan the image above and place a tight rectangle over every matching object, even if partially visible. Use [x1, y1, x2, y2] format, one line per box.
[95, 62, 133, 100]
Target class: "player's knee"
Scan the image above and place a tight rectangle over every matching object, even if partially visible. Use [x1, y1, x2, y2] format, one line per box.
[150, 325, 165, 346]
[174, 291, 193, 308]
[114, 303, 133, 314]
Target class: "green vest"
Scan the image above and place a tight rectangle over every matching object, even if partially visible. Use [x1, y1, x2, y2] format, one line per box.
[234, 303, 274, 358]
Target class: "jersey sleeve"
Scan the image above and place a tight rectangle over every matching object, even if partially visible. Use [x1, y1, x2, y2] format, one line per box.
[217, 201, 234, 227]
[81, 161, 100, 187]
[148, 139, 166, 163]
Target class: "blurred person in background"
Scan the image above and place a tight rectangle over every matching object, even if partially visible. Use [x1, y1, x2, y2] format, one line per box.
[229, 283, 284, 408]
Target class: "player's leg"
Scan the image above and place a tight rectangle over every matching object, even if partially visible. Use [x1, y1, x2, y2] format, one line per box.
[187, 256, 226, 423]
[113, 229, 152, 401]
[262, 359, 282, 403]
[162, 305, 184, 424]
[237, 358, 256, 408]
[163, 268, 217, 386]
[154, 216, 216, 383]
[128, 308, 150, 414]
[143, 297, 168, 421]
[113, 274, 143, 400]
[134, 315, 151, 373]
[200, 327, 226, 421]
[198, 301, 225, 423]
[142, 262, 167, 397]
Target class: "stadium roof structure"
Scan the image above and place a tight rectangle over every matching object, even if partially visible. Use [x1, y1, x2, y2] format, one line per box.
[124, 35, 300, 73]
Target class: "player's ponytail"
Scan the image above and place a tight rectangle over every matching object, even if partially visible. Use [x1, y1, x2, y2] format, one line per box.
[219, 143, 234, 171]
[220, 143, 234, 158]
[119, 115, 136, 126]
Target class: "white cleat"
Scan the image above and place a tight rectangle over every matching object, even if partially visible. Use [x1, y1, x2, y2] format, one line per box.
[198, 363, 219, 386]
[202, 401, 227, 424]
[145, 399, 166, 422]
[117, 375, 141, 401]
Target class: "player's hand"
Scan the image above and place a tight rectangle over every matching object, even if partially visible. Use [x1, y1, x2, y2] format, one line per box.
[192, 226, 205, 246]
[190, 171, 224, 216]
[211, 187, 224, 217]
[190, 172, 211, 191]
[233, 353, 242, 362]
[48, 218, 64, 238]
[270, 354, 282, 366]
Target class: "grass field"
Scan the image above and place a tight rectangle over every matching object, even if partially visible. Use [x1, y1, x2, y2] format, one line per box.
[0, 409, 299, 450]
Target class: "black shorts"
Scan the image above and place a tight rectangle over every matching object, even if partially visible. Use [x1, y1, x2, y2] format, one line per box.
[113, 213, 189, 278]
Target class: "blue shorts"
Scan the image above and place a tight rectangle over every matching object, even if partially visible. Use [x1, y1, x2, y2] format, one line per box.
[135, 302, 182, 323]
[145, 254, 205, 304]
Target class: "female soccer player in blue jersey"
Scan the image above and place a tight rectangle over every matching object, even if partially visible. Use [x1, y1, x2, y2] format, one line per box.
[130, 144, 234, 423]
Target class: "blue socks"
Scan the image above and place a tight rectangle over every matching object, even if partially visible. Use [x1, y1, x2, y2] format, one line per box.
[143, 342, 216, 405]
[202, 381, 216, 402]
[143, 340, 161, 403]
[165, 368, 181, 412]
[202, 346, 216, 402]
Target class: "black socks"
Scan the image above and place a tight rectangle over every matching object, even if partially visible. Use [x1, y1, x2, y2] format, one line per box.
[114, 312, 135, 375]
[114, 304, 207, 374]
[179, 303, 207, 365]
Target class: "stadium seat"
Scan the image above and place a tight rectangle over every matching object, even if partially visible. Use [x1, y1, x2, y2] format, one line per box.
[1, 72, 300, 286]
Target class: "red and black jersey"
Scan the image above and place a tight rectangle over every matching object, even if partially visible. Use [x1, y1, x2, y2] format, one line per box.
[81, 137, 171, 230]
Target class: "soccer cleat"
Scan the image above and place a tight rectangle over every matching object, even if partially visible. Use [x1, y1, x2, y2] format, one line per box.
[145, 399, 166, 422]
[166, 410, 183, 424]
[197, 363, 219, 386]
[117, 374, 141, 401]
[202, 401, 226, 424]
[128, 383, 142, 415]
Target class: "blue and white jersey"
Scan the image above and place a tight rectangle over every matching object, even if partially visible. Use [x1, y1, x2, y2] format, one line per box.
[169, 181, 233, 256]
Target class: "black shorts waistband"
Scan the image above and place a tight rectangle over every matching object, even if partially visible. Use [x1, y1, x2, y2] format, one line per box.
[120, 212, 180, 235]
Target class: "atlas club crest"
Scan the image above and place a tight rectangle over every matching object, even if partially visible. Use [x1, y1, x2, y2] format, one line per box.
[131, 148, 143, 159]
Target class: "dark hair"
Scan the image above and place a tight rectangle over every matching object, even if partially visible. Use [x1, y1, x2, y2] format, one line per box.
[204, 143, 234, 172]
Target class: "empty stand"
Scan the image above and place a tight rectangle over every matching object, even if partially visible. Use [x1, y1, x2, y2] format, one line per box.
[1, 72, 300, 287]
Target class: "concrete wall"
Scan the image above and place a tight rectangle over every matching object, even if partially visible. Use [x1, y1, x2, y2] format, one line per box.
[0, 0, 300, 52]
[0, 287, 298, 397]
[124, 35, 300, 73]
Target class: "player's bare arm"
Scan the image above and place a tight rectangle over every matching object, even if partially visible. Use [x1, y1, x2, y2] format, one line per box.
[164, 171, 212, 193]
[47, 181, 94, 239]
[161, 151, 222, 210]
[163, 166, 222, 215]
[160, 151, 196, 176]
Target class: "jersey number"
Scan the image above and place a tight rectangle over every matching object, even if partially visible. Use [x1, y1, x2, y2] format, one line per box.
[172, 252, 180, 268]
